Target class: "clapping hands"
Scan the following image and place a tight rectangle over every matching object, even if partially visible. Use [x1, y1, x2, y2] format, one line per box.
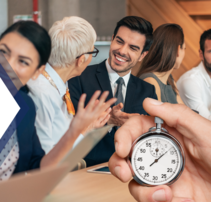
[70, 90, 116, 136]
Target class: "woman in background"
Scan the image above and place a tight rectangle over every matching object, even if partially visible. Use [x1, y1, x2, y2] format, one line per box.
[137, 23, 185, 104]
[0, 21, 115, 180]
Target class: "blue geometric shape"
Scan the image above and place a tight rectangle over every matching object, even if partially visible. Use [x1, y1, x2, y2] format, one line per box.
[0, 53, 29, 153]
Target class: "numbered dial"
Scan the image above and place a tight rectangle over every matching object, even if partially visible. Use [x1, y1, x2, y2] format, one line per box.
[130, 134, 184, 186]
[150, 140, 165, 158]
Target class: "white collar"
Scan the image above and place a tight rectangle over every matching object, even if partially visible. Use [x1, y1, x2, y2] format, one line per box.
[199, 61, 211, 88]
[105, 59, 131, 87]
[45, 63, 67, 97]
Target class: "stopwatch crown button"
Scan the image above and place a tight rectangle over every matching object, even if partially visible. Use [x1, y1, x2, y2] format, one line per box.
[155, 117, 163, 124]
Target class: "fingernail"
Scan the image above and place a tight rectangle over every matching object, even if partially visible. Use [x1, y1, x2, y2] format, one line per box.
[152, 189, 166, 201]
[114, 166, 121, 179]
[148, 98, 163, 106]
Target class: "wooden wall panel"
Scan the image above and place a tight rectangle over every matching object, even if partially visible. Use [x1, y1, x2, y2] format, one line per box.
[128, 0, 205, 81]
[192, 16, 211, 30]
[129, 0, 169, 30]
[151, 0, 202, 52]
[178, 1, 211, 15]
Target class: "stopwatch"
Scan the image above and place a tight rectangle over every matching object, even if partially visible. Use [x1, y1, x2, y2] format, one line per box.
[127, 117, 185, 186]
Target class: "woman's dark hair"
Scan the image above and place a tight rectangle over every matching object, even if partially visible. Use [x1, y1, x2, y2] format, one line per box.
[200, 29, 211, 54]
[0, 21, 51, 68]
[113, 16, 153, 53]
[137, 23, 184, 94]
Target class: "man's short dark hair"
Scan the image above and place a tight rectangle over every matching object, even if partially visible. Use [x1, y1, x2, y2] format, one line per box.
[200, 29, 211, 53]
[113, 16, 153, 53]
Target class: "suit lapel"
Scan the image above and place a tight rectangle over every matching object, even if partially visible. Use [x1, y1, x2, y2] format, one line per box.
[124, 75, 137, 112]
[96, 60, 113, 102]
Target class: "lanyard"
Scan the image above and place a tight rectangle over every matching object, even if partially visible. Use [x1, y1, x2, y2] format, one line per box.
[42, 70, 60, 93]
[42, 70, 75, 116]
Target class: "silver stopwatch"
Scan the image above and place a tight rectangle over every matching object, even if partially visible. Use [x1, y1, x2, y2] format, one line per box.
[128, 117, 185, 186]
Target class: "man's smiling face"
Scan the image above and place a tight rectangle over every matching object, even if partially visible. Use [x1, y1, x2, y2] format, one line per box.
[108, 26, 146, 76]
[203, 39, 211, 73]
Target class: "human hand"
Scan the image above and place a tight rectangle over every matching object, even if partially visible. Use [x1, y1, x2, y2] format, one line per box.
[107, 103, 138, 126]
[69, 90, 116, 137]
[41, 91, 115, 169]
[109, 98, 211, 202]
[82, 106, 111, 135]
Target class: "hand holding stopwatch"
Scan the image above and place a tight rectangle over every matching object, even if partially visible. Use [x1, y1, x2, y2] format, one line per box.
[127, 117, 185, 186]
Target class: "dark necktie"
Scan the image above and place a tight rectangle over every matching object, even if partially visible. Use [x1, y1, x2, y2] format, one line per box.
[115, 77, 125, 110]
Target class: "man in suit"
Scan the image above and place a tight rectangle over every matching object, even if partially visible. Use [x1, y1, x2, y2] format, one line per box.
[68, 16, 157, 167]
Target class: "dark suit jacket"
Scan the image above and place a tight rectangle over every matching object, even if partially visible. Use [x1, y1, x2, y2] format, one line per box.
[13, 87, 45, 174]
[68, 60, 157, 166]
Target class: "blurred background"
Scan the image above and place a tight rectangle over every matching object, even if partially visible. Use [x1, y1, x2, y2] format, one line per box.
[0, 0, 210, 81]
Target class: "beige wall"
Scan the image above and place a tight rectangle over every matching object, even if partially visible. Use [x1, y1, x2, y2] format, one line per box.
[8, 0, 33, 26]
[47, 0, 80, 28]
[0, 0, 8, 34]
[8, 0, 126, 36]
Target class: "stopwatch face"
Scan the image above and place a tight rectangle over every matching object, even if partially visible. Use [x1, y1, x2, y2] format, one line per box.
[130, 134, 184, 186]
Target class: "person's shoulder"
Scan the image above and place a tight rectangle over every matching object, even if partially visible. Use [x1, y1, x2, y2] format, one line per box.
[27, 80, 60, 117]
[142, 77, 159, 87]
[28, 88, 58, 114]
[68, 64, 98, 85]
[18, 87, 36, 117]
[130, 75, 157, 99]
[27, 77, 58, 99]
[87, 62, 103, 69]
[131, 74, 155, 89]
[179, 64, 202, 82]
[177, 64, 206, 92]
[27, 75, 52, 92]
[81, 60, 106, 75]
[19, 87, 34, 106]
[71, 60, 107, 84]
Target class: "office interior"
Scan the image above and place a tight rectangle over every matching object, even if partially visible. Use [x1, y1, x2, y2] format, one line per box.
[1, 0, 210, 80]
[0, 0, 210, 201]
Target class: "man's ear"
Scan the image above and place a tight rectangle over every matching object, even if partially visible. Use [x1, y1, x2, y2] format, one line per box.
[139, 51, 148, 62]
[32, 65, 45, 80]
[76, 55, 85, 68]
[112, 34, 114, 41]
[199, 49, 204, 61]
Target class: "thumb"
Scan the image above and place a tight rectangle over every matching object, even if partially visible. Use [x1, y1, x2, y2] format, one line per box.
[142, 98, 204, 130]
[129, 181, 194, 202]
[113, 103, 124, 111]
[129, 182, 173, 202]
[142, 98, 211, 142]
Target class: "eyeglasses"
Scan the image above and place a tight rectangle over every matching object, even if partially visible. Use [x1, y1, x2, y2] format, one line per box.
[76, 47, 99, 59]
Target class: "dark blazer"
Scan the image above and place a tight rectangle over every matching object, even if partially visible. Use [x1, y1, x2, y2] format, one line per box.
[13, 87, 45, 174]
[68, 60, 157, 166]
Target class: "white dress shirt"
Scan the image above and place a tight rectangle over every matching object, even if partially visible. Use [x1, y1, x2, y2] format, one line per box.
[27, 63, 83, 154]
[105, 59, 131, 103]
[177, 62, 211, 120]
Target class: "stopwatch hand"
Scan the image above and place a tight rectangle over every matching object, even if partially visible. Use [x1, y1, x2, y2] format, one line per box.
[157, 151, 168, 160]
[149, 151, 168, 167]
[149, 160, 156, 167]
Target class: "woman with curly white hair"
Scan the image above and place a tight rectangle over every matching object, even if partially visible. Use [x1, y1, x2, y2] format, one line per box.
[27, 16, 109, 154]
